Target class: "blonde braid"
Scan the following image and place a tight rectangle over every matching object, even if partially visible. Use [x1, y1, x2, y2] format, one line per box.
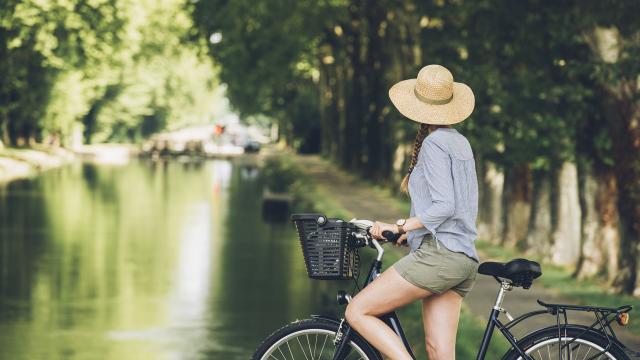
[400, 124, 430, 193]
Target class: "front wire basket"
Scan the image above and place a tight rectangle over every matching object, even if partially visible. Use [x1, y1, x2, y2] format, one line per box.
[291, 214, 359, 280]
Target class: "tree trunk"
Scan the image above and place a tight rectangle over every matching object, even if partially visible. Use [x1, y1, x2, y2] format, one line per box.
[7, 119, 19, 147]
[1, 117, 9, 147]
[573, 158, 590, 278]
[550, 162, 582, 265]
[343, 1, 365, 172]
[609, 81, 640, 294]
[477, 158, 504, 243]
[363, 0, 384, 180]
[584, 26, 640, 294]
[318, 48, 339, 160]
[575, 166, 620, 281]
[336, 62, 347, 165]
[477, 156, 490, 239]
[501, 164, 532, 247]
[524, 170, 553, 258]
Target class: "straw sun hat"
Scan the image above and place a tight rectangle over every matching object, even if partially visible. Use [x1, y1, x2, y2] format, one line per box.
[389, 64, 475, 125]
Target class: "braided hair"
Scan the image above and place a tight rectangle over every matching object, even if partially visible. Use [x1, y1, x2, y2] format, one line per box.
[400, 124, 430, 193]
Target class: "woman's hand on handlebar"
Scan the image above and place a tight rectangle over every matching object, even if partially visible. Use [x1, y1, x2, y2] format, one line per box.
[396, 233, 408, 247]
[370, 221, 395, 240]
[371, 221, 409, 246]
[369, 221, 401, 242]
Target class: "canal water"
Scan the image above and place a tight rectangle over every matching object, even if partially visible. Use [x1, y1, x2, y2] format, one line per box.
[0, 159, 342, 359]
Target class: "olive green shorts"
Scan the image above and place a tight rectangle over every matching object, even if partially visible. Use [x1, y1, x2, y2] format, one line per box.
[393, 235, 479, 298]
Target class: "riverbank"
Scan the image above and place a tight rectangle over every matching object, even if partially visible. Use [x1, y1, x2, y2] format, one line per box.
[1, 143, 154, 185]
[0, 146, 76, 184]
[73, 143, 138, 164]
[288, 154, 640, 355]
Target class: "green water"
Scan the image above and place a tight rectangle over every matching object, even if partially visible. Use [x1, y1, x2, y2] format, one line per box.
[0, 159, 340, 359]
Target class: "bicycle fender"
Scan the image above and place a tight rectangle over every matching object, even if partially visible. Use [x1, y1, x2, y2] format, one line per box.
[310, 314, 342, 325]
[500, 324, 626, 360]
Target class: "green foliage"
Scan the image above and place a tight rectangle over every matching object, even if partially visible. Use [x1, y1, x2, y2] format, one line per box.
[0, 0, 224, 146]
[261, 156, 304, 193]
[415, 0, 601, 170]
[192, 0, 640, 294]
[190, 0, 332, 154]
[264, 154, 354, 219]
[192, 0, 639, 182]
[1, 0, 122, 144]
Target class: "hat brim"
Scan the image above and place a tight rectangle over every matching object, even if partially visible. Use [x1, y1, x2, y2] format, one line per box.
[388, 79, 475, 125]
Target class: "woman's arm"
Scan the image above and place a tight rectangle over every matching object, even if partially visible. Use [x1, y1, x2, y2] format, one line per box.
[370, 217, 428, 243]
[371, 139, 454, 243]
[414, 139, 455, 234]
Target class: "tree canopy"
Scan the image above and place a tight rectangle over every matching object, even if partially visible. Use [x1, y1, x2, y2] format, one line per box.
[191, 0, 640, 293]
[0, 0, 224, 146]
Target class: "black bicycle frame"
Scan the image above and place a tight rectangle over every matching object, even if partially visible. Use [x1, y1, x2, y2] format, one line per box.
[332, 241, 634, 360]
[332, 242, 535, 360]
[476, 306, 536, 360]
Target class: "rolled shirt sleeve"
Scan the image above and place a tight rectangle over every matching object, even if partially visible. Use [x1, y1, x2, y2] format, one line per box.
[416, 139, 455, 235]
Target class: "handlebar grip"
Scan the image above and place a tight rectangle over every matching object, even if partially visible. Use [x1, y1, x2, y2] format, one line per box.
[382, 230, 401, 243]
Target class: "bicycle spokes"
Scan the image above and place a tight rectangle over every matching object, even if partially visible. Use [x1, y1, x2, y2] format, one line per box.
[521, 337, 615, 360]
[262, 329, 367, 360]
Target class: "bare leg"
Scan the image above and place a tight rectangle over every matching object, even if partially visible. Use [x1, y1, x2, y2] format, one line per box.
[345, 267, 432, 360]
[422, 290, 463, 360]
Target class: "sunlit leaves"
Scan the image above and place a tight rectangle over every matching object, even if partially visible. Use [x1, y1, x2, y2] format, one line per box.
[1, 0, 225, 145]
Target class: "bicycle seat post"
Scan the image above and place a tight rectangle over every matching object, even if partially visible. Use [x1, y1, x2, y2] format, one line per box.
[494, 281, 512, 313]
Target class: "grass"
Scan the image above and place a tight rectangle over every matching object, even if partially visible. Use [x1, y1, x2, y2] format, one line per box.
[308, 158, 412, 215]
[258, 154, 350, 219]
[290, 178, 353, 220]
[476, 240, 640, 335]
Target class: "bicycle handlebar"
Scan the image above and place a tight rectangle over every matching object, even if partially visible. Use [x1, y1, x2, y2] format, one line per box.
[348, 218, 402, 246]
[382, 230, 401, 243]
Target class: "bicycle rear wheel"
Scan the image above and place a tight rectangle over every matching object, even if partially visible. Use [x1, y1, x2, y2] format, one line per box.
[252, 318, 380, 360]
[502, 326, 629, 360]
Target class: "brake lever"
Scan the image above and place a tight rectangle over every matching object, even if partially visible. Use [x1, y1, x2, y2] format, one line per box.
[349, 218, 374, 230]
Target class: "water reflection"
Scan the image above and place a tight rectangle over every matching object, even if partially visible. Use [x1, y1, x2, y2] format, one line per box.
[0, 159, 341, 359]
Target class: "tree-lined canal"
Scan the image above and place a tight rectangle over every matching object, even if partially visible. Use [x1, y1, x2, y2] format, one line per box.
[0, 159, 338, 359]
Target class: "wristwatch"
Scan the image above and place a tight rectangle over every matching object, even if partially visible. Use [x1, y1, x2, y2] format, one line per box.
[395, 218, 406, 234]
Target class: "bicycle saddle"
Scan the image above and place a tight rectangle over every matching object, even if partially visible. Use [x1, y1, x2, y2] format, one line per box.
[478, 258, 542, 289]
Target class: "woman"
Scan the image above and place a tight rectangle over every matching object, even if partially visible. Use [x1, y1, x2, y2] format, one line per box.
[344, 64, 480, 360]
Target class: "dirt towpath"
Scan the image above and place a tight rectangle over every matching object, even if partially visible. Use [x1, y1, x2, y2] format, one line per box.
[295, 155, 640, 349]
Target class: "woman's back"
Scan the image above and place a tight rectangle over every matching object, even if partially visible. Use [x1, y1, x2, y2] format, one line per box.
[407, 127, 479, 261]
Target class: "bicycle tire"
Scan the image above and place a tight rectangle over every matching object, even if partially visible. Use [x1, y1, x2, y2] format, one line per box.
[501, 325, 629, 360]
[252, 318, 381, 360]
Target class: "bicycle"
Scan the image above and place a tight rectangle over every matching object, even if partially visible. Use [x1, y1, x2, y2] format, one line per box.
[253, 214, 639, 360]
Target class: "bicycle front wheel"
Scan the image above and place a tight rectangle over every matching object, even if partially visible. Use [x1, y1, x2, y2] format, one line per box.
[502, 326, 629, 360]
[252, 318, 381, 360]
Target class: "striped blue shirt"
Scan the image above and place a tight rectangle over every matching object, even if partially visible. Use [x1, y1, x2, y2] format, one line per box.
[407, 128, 480, 262]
